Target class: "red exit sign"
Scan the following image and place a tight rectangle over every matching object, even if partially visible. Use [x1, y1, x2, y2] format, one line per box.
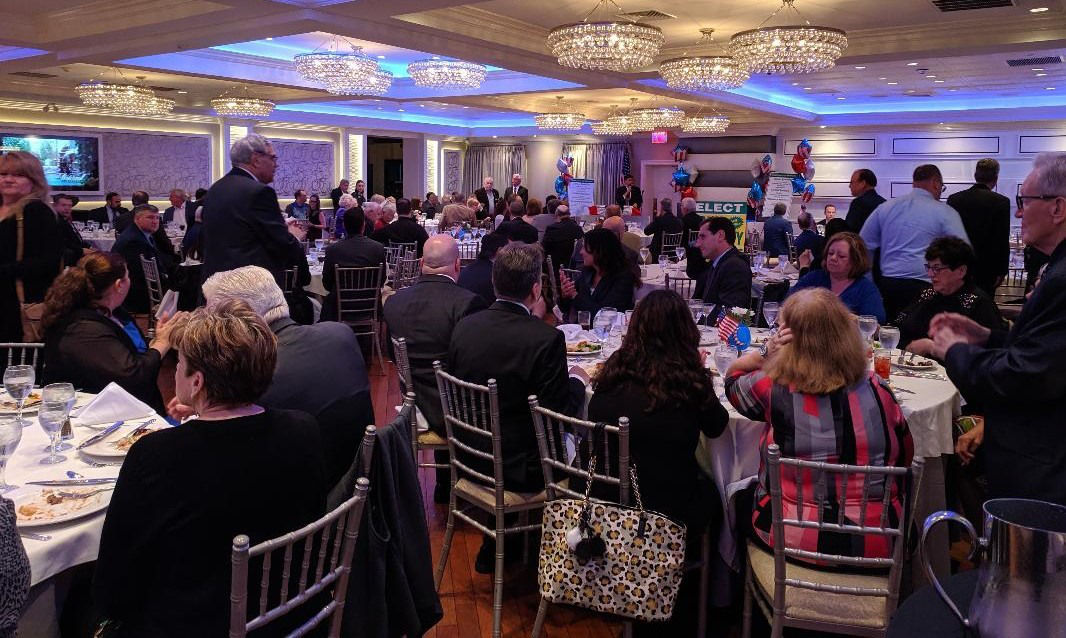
[651, 131, 668, 144]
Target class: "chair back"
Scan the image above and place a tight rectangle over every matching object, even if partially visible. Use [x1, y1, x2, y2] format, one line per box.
[383, 245, 404, 283]
[748, 229, 763, 253]
[664, 273, 696, 300]
[754, 281, 790, 327]
[139, 255, 164, 309]
[390, 336, 413, 393]
[528, 396, 630, 505]
[785, 232, 797, 262]
[458, 241, 479, 267]
[394, 252, 420, 290]
[544, 255, 560, 306]
[0, 342, 44, 378]
[389, 241, 417, 256]
[433, 362, 504, 500]
[229, 477, 371, 638]
[765, 443, 924, 611]
[281, 268, 299, 294]
[994, 266, 1027, 304]
[661, 231, 683, 254]
[687, 228, 700, 247]
[334, 264, 384, 333]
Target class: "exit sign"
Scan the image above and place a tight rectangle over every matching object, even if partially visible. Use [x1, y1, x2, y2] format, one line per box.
[651, 131, 668, 144]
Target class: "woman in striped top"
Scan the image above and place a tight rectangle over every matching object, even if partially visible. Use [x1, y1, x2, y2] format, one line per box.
[725, 288, 913, 563]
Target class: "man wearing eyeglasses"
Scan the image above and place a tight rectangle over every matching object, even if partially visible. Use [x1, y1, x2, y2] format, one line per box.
[201, 133, 307, 288]
[947, 158, 1012, 295]
[860, 163, 970, 320]
[929, 152, 1066, 506]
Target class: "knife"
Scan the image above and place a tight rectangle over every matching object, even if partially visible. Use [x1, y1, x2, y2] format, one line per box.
[76, 421, 124, 450]
[27, 478, 118, 486]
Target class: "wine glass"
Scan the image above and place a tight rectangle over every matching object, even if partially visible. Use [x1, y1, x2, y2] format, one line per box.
[858, 315, 879, 343]
[713, 344, 738, 399]
[762, 302, 780, 332]
[315, 239, 325, 251]
[0, 417, 22, 493]
[593, 309, 618, 359]
[754, 251, 766, 271]
[43, 383, 75, 452]
[3, 365, 35, 425]
[639, 247, 651, 266]
[38, 387, 71, 465]
[675, 246, 686, 264]
[658, 254, 668, 272]
[878, 326, 900, 354]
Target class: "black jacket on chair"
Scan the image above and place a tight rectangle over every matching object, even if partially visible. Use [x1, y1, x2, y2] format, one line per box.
[200, 167, 305, 283]
[947, 183, 1011, 295]
[112, 224, 167, 314]
[644, 212, 684, 261]
[448, 301, 586, 492]
[320, 235, 386, 322]
[457, 257, 495, 305]
[384, 275, 486, 435]
[694, 247, 753, 319]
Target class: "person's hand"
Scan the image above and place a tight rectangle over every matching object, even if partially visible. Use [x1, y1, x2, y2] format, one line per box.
[928, 312, 990, 346]
[166, 396, 196, 421]
[152, 310, 187, 351]
[530, 295, 547, 319]
[568, 364, 591, 386]
[765, 327, 793, 358]
[956, 418, 985, 465]
[287, 220, 307, 241]
[559, 271, 577, 299]
[798, 249, 813, 269]
[699, 349, 708, 367]
[906, 338, 935, 357]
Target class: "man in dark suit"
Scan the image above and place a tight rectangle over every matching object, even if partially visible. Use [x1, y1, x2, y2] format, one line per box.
[200, 134, 306, 284]
[680, 197, 708, 279]
[931, 153, 1066, 505]
[384, 234, 487, 502]
[113, 191, 149, 235]
[330, 179, 350, 211]
[693, 216, 753, 319]
[321, 208, 386, 322]
[845, 168, 886, 232]
[643, 197, 684, 261]
[83, 191, 128, 225]
[162, 188, 187, 226]
[503, 173, 528, 204]
[449, 242, 589, 572]
[614, 174, 643, 209]
[947, 158, 1012, 295]
[370, 198, 429, 256]
[474, 177, 501, 221]
[458, 231, 507, 305]
[792, 211, 825, 267]
[52, 193, 91, 267]
[421, 192, 441, 219]
[541, 204, 584, 274]
[182, 188, 207, 259]
[112, 204, 168, 314]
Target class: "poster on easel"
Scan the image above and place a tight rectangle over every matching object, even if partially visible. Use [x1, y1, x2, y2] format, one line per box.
[567, 178, 596, 214]
[764, 172, 795, 219]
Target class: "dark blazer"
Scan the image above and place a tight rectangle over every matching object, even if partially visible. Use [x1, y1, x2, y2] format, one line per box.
[944, 239, 1066, 505]
[792, 228, 825, 266]
[503, 184, 528, 203]
[321, 235, 386, 322]
[200, 167, 305, 283]
[0, 200, 63, 341]
[474, 187, 501, 220]
[845, 189, 886, 233]
[762, 214, 793, 258]
[643, 211, 684, 260]
[457, 257, 495, 305]
[93, 409, 327, 637]
[694, 247, 753, 319]
[560, 267, 637, 315]
[947, 183, 1012, 294]
[370, 216, 429, 256]
[113, 211, 133, 235]
[542, 218, 584, 273]
[615, 185, 643, 208]
[181, 200, 204, 258]
[42, 307, 163, 411]
[448, 301, 585, 492]
[384, 275, 487, 435]
[497, 218, 538, 244]
[83, 205, 128, 226]
[161, 205, 184, 226]
[682, 211, 710, 280]
[112, 223, 167, 314]
[58, 216, 89, 267]
[329, 187, 347, 210]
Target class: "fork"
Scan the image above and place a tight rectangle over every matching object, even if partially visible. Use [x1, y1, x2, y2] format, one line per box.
[19, 532, 51, 541]
[57, 487, 115, 499]
[115, 419, 156, 446]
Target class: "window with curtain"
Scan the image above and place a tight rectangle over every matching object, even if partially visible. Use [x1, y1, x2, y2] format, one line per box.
[561, 142, 632, 205]
[462, 145, 526, 196]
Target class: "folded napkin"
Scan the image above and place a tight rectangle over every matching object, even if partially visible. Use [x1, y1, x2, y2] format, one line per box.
[780, 262, 799, 275]
[556, 324, 597, 342]
[72, 382, 154, 426]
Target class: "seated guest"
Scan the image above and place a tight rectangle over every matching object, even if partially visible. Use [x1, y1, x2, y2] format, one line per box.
[371, 198, 429, 256]
[792, 210, 825, 267]
[601, 216, 639, 267]
[816, 203, 837, 231]
[162, 188, 186, 226]
[41, 253, 176, 411]
[823, 216, 850, 242]
[322, 207, 386, 322]
[52, 193, 92, 267]
[791, 231, 886, 323]
[527, 198, 553, 240]
[541, 203, 584, 273]
[284, 189, 309, 220]
[559, 228, 640, 314]
[384, 235, 487, 502]
[449, 243, 590, 572]
[457, 231, 507, 305]
[84, 191, 127, 226]
[693, 217, 752, 319]
[726, 288, 913, 562]
[114, 191, 148, 235]
[421, 192, 441, 219]
[899, 237, 1004, 353]
[498, 200, 538, 244]
[112, 204, 169, 314]
[333, 193, 358, 239]
[680, 197, 707, 279]
[94, 300, 327, 637]
[762, 203, 793, 259]
[440, 198, 476, 229]
[493, 198, 516, 230]
[199, 266, 372, 491]
[306, 193, 325, 243]
[643, 197, 683, 261]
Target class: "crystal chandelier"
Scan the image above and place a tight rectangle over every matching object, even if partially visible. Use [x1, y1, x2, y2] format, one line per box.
[323, 67, 393, 96]
[629, 106, 685, 130]
[659, 29, 749, 91]
[211, 88, 276, 119]
[534, 96, 586, 131]
[407, 59, 486, 89]
[591, 105, 633, 135]
[682, 114, 730, 133]
[729, 0, 847, 75]
[75, 81, 154, 110]
[547, 0, 664, 72]
[116, 95, 175, 117]
[294, 42, 384, 94]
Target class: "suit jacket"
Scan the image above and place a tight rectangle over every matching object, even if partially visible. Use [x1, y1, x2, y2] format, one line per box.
[497, 218, 538, 244]
[384, 275, 487, 435]
[503, 185, 528, 203]
[58, 216, 89, 267]
[643, 211, 683, 260]
[321, 235, 386, 322]
[615, 185, 643, 209]
[682, 211, 709, 279]
[162, 205, 185, 226]
[83, 205, 128, 225]
[112, 224, 167, 314]
[762, 214, 793, 258]
[113, 212, 133, 235]
[560, 267, 637, 315]
[448, 301, 585, 492]
[329, 187, 349, 211]
[200, 167, 305, 283]
[944, 239, 1066, 505]
[370, 216, 429, 256]
[542, 219, 584, 274]
[792, 228, 825, 266]
[457, 257, 495, 305]
[845, 189, 886, 233]
[947, 183, 1011, 294]
[694, 247, 753, 319]
[474, 187, 501, 220]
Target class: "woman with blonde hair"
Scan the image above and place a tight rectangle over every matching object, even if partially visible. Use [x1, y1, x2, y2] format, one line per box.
[0, 151, 62, 341]
[726, 288, 913, 562]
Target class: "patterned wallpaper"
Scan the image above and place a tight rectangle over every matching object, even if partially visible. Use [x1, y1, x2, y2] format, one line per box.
[444, 150, 461, 194]
[101, 132, 211, 197]
[270, 139, 335, 198]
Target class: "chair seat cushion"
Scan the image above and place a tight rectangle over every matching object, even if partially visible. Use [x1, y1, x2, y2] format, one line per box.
[455, 478, 547, 509]
[747, 540, 891, 629]
[417, 429, 446, 446]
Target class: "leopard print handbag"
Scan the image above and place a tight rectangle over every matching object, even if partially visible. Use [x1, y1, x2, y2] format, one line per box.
[537, 461, 687, 622]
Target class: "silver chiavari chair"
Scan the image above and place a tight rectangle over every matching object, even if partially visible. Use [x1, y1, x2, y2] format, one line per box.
[0, 342, 44, 379]
[664, 272, 697, 300]
[661, 231, 683, 256]
[394, 251, 421, 290]
[334, 264, 386, 375]
[392, 338, 447, 477]
[458, 241, 479, 269]
[140, 255, 164, 338]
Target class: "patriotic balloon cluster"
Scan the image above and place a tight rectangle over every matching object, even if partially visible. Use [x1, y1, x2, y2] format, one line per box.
[789, 139, 817, 203]
[670, 143, 700, 193]
[554, 154, 574, 198]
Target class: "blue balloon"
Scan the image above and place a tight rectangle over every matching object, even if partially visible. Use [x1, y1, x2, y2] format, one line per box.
[554, 175, 568, 197]
[728, 324, 752, 351]
[672, 167, 691, 188]
[792, 175, 807, 195]
[748, 181, 764, 201]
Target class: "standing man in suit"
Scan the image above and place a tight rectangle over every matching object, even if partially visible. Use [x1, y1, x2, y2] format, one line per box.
[643, 197, 684, 261]
[448, 242, 590, 572]
[614, 174, 643, 209]
[163, 189, 186, 226]
[330, 179, 350, 211]
[384, 234, 487, 503]
[693, 216, 753, 319]
[474, 177, 501, 222]
[845, 169, 886, 232]
[112, 204, 168, 313]
[947, 158, 1012, 295]
[200, 134, 306, 284]
[85, 192, 128, 225]
[321, 208, 386, 321]
[504, 173, 528, 204]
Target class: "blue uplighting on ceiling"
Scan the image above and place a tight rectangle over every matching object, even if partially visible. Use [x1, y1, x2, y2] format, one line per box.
[0, 46, 47, 62]
[275, 103, 535, 128]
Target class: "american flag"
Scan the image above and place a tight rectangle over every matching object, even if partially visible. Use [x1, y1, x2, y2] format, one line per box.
[718, 309, 740, 343]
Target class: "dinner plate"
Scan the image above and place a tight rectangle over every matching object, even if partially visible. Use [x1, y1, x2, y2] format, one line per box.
[566, 349, 602, 358]
[0, 392, 42, 416]
[80, 424, 165, 459]
[14, 487, 111, 528]
[894, 356, 938, 371]
[698, 327, 719, 346]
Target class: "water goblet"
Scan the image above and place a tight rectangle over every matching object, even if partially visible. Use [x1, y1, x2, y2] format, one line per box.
[754, 251, 766, 271]
[315, 239, 325, 251]
[3, 365, 35, 426]
[639, 247, 651, 266]
[658, 254, 668, 272]
[878, 326, 901, 355]
[0, 417, 23, 493]
[762, 302, 780, 332]
[42, 383, 75, 452]
[38, 400, 68, 465]
[858, 315, 879, 343]
[675, 246, 686, 264]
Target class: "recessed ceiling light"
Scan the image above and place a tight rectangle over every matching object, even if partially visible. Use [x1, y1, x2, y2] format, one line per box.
[792, 82, 799, 86]
[1047, 86, 1056, 90]
[377, 55, 385, 59]
[907, 62, 919, 66]
[887, 81, 898, 85]
[836, 96, 846, 100]
[854, 66, 866, 70]
[376, 107, 382, 110]
[934, 80, 945, 83]
[265, 37, 273, 41]
[819, 125, 827, 128]
[397, 108, 405, 111]
[1030, 7, 1049, 13]
[878, 77, 888, 80]
[533, 134, 537, 137]
[927, 75, 937, 78]
[176, 90, 188, 94]
[1037, 72, 1048, 77]
[803, 86, 812, 90]
[492, 135, 498, 138]
[462, 106, 469, 109]
[1033, 68, 1045, 71]
[432, 56, 440, 60]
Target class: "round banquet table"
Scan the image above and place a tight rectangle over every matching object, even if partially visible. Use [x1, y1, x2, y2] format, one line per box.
[886, 570, 977, 638]
[636, 263, 800, 303]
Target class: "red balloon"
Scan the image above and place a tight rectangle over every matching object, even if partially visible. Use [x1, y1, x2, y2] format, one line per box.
[791, 154, 806, 174]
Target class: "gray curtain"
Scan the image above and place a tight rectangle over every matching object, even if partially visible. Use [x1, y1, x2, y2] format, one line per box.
[561, 142, 631, 205]
[462, 145, 526, 196]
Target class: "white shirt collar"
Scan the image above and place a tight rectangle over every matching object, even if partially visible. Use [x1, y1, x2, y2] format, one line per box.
[237, 166, 260, 183]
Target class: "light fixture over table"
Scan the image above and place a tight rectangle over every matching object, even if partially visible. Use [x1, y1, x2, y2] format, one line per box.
[406, 59, 486, 89]
[547, 0, 664, 72]
[729, 0, 847, 75]
[534, 96, 587, 131]
[659, 29, 750, 91]
[211, 87, 276, 118]
[294, 39, 388, 95]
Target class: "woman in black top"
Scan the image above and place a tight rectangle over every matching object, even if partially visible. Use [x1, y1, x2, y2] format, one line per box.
[306, 193, 325, 243]
[0, 151, 62, 341]
[41, 253, 178, 411]
[94, 300, 328, 637]
[559, 228, 640, 314]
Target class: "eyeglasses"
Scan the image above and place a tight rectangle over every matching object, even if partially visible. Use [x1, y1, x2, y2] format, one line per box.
[940, 184, 947, 194]
[254, 151, 278, 163]
[1016, 194, 1063, 210]
[924, 263, 956, 274]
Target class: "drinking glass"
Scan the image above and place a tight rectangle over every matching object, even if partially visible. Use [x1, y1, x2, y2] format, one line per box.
[879, 326, 901, 354]
[639, 247, 651, 265]
[778, 254, 789, 271]
[858, 315, 879, 343]
[593, 309, 616, 357]
[0, 417, 22, 493]
[3, 365, 35, 425]
[315, 239, 325, 251]
[762, 302, 780, 331]
[101, 222, 110, 233]
[713, 345, 739, 398]
[43, 383, 75, 452]
[874, 349, 892, 381]
[577, 311, 591, 331]
[754, 251, 766, 271]
[675, 246, 686, 263]
[38, 395, 69, 465]
[658, 254, 668, 271]
[621, 309, 634, 336]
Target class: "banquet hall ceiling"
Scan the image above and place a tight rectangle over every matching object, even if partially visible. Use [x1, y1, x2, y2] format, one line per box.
[0, 0, 1063, 134]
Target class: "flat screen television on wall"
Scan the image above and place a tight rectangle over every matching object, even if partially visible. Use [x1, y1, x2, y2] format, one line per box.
[0, 133, 100, 191]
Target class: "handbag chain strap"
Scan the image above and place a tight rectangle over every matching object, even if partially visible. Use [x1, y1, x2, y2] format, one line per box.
[14, 209, 26, 304]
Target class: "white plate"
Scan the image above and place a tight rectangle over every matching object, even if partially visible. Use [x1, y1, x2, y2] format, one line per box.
[566, 349, 602, 358]
[894, 356, 938, 371]
[698, 327, 719, 346]
[14, 487, 111, 528]
[0, 393, 41, 416]
[80, 423, 164, 459]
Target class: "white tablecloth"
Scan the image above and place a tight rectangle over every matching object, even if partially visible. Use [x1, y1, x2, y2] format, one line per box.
[80, 230, 184, 253]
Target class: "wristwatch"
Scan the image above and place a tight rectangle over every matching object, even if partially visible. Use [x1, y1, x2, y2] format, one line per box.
[758, 342, 769, 357]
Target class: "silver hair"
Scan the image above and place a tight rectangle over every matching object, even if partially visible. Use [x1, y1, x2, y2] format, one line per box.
[362, 201, 380, 215]
[681, 197, 697, 213]
[202, 266, 289, 324]
[338, 193, 357, 210]
[381, 202, 396, 220]
[1031, 152, 1066, 195]
[370, 194, 385, 204]
[229, 134, 272, 166]
[169, 188, 186, 199]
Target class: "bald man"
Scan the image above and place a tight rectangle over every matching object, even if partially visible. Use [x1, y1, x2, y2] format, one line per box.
[603, 216, 641, 268]
[383, 233, 487, 503]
